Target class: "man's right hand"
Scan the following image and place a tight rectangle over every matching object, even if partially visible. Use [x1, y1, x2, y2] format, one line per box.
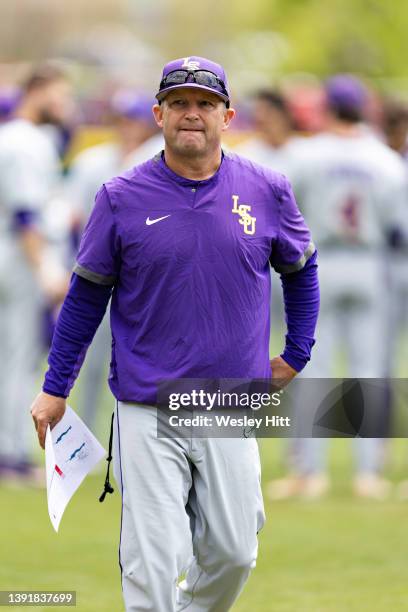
[30, 392, 67, 449]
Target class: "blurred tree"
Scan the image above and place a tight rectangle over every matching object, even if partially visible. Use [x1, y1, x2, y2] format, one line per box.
[231, 0, 408, 78]
[0, 0, 127, 61]
[1, 0, 408, 93]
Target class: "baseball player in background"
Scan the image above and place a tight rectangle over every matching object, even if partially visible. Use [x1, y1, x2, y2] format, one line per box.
[235, 89, 305, 180]
[64, 92, 163, 430]
[382, 101, 408, 499]
[0, 64, 71, 484]
[66, 91, 162, 227]
[31, 56, 319, 611]
[268, 75, 407, 501]
[235, 89, 308, 336]
[382, 101, 408, 378]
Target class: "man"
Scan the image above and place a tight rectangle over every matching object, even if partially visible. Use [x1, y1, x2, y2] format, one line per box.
[66, 91, 162, 227]
[382, 101, 408, 499]
[64, 92, 163, 430]
[31, 56, 319, 611]
[235, 89, 304, 179]
[382, 101, 408, 158]
[235, 89, 307, 334]
[0, 63, 71, 484]
[268, 75, 407, 501]
[381, 101, 408, 380]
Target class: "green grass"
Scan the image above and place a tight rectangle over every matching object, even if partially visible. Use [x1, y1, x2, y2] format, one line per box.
[4, 331, 408, 612]
[2, 438, 408, 611]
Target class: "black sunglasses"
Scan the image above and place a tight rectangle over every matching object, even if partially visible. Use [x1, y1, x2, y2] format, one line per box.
[159, 70, 230, 106]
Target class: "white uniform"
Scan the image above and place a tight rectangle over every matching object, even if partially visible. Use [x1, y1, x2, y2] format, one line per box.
[65, 134, 164, 428]
[292, 130, 406, 379]
[385, 152, 408, 377]
[0, 119, 60, 468]
[67, 143, 125, 219]
[289, 130, 407, 475]
[125, 133, 165, 170]
[67, 133, 164, 220]
[234, 136, 307, 182]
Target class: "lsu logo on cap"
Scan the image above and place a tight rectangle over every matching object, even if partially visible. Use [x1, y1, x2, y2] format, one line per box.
[231, 195, 256, 236]
[182, 57, 200, 70]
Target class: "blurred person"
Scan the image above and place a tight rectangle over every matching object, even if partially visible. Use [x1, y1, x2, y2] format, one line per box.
[234, 90, 306, 329]
[0, 63, 72, 484]
[381, 101, 408, 378]
[382, 102, 408, 500]
[235, 89, 304, 180]
[382, 101, 408, 158]
[267, 75, 407, 501]
[67, 91, 162, 227]
[30, 55, 319, 611]
[286, 82, 326, 134]
[65, 92, 163, 430]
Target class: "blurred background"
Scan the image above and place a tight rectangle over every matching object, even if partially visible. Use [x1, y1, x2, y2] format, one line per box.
[3, 0, 408, 126]
[1, 1, 408, 611]
[3, 0, 408, 87]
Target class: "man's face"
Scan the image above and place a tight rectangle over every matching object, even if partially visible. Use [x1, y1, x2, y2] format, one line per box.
[252, 100, 291, 143]
[153, 88, 234, 158]
[36, 78, 74, 126]
[385, 120, 408, 153]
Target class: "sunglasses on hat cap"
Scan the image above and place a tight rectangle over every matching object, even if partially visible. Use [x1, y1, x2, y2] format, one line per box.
[156, 66, 230, 107]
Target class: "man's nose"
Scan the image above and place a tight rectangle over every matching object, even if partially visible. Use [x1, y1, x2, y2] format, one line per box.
[184, 104, 200, 118]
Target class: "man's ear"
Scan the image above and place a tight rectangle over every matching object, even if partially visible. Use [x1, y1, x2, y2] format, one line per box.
[222, 107, 236, 132]
[152, 103, 164, 128]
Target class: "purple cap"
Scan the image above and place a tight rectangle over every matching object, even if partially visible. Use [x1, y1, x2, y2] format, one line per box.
[325, 75, 367, 112]
[156, 56, 230, 105]
[111, 91, 155, 123]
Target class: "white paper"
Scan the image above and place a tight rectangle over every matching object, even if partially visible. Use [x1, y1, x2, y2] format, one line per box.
[45, 405, 106, 532]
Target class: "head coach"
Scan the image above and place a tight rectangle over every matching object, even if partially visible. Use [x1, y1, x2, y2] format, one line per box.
[31, 56, 319, 611]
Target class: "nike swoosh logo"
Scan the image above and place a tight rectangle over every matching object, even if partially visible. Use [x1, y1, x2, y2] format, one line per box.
[146, 215, 171, 226]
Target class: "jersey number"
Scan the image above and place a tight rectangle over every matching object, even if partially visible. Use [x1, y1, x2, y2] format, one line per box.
[340, 194, 361, 241]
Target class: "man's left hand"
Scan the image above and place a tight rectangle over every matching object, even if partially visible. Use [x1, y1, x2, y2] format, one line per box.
[270, 356, 297, 388]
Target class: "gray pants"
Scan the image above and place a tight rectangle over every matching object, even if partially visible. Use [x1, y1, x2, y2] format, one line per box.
[113, 402, 265, 612]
